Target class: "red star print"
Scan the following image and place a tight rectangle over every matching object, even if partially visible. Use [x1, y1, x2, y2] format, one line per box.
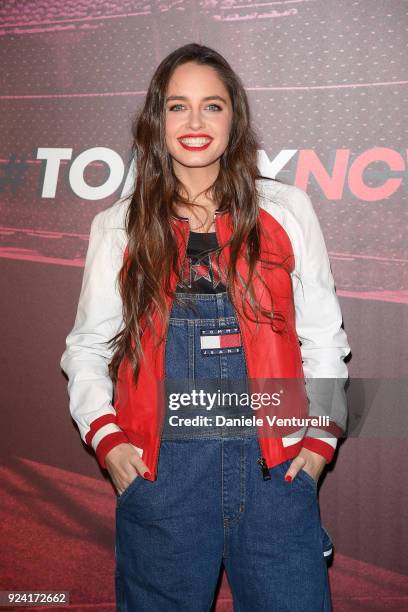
[191, 260, 212, 283]
[177, 256, 192, 287]
[209, 254, 227, 288]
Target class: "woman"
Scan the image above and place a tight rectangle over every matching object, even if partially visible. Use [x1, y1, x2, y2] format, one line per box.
[61, 43, 350, 611]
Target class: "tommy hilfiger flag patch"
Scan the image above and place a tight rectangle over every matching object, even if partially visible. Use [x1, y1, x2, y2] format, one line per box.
[200, 326, 242, 355]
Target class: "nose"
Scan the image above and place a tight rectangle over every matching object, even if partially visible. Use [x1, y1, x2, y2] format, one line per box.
[187, 106, 204, 130]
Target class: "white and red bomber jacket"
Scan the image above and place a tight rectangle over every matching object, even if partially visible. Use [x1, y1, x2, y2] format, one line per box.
[60, 178, 351, 479]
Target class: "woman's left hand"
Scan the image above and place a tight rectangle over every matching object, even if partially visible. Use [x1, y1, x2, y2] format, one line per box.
[284, 447, 326, 483]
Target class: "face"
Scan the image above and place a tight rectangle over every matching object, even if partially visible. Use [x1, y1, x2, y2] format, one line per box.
[164, 62, 233, 173]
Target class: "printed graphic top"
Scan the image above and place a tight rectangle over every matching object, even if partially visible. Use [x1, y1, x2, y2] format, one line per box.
[176, 231, 227, 293]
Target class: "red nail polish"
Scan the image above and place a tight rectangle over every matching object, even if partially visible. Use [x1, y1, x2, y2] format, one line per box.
[285, 475, 292, 482]
[144, 471, 151, 479]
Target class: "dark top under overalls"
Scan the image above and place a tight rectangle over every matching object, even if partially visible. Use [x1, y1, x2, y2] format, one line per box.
[161, 230, 257, 440]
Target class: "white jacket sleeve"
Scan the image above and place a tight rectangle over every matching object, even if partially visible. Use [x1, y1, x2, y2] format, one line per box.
[60, 201, 130, 468]
[290, 187, 351, 462]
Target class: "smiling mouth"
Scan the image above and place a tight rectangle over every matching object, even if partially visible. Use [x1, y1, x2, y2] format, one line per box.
[177, 136, 213, 151]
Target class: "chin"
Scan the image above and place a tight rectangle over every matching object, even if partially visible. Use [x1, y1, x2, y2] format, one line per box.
[173, 155, 220, 169]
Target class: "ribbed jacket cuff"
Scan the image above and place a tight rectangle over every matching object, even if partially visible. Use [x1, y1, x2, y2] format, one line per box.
[301, 436, 337, 464]
[85, 413, 129, 469]
[95, 430, 130, 469]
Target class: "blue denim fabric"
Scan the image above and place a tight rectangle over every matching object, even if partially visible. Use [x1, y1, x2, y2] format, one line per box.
[162, 291, 256, 438]
[115, 292, 334, 611]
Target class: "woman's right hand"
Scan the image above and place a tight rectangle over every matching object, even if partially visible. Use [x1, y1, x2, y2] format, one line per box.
[105, 443, 151, 495]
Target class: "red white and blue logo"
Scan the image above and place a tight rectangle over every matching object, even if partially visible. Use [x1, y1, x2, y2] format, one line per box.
[200, 326, 242, 355]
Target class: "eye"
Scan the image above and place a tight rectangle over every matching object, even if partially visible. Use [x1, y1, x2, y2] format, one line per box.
[168, 104, 185, 111]
[168, 103, 223, 112]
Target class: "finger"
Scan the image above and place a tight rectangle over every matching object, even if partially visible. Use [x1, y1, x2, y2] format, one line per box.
[114, 479, 124, 495]
[116, 469, 138, 495]
[284, 455, 306, 482]
[128, 453, 151, 478]
[106, 466, 127, 493]
[111, 465, 138, 493]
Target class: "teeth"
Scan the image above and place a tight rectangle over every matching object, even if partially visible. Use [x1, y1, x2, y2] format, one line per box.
[179, 138, 211, 146]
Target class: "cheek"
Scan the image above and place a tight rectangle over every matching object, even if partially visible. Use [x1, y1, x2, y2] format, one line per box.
[213, 114, 232, 139]
[165, 114, 179, 139]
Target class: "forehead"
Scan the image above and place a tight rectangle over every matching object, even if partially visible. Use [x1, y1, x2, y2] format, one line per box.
[166, 63, 229, 97]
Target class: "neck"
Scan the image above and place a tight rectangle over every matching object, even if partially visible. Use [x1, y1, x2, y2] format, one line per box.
[172, 159, 219, 204]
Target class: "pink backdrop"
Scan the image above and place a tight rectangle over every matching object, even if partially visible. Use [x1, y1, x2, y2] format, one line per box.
[1, 1, 407, 610]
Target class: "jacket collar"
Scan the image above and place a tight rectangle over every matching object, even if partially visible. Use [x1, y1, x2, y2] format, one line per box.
[170, 208, 227, 222]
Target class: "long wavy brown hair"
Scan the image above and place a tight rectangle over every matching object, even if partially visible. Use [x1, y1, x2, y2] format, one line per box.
[108, 43, 290, 385]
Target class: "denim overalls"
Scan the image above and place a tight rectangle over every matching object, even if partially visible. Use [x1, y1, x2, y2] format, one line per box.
[115, 291, 333, 611]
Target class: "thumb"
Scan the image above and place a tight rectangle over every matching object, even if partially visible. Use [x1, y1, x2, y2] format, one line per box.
[128, 448, 151, 478]
[284, 455, 306, 482]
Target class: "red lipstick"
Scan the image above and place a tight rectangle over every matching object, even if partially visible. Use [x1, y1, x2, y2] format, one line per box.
[177, 133, 213, 152]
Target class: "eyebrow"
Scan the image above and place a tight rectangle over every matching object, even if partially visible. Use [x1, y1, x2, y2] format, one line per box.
[165, 95, 228, 104]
